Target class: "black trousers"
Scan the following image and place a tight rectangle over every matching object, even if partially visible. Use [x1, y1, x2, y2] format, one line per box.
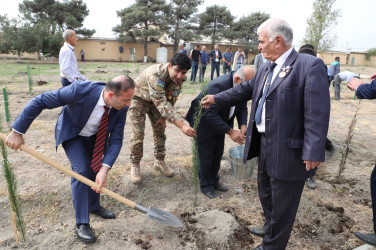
[61, 77, 72, 87]
[371, 165, 376, 233]
[258, 134, 305, 249]
[197, 134, 225, 192]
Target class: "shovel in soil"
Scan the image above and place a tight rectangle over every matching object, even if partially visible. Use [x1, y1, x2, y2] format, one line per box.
[0, 132, 184, 228]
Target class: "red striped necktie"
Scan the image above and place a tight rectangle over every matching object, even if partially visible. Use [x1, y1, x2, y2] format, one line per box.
[91, 106, 109, 173]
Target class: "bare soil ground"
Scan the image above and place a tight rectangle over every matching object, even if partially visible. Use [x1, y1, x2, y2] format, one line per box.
[0, 61, 376, 249]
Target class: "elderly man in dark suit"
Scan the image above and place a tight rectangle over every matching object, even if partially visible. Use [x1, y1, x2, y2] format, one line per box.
[5, 75, 135, 243]
[347, 75, 376, 247]
[201, 18, 330, 249]
[186, 66, 255, 198]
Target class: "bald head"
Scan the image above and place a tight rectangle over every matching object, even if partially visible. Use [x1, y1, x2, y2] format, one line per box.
[234, 66, 255, 84]
[106, 75, 135, 96]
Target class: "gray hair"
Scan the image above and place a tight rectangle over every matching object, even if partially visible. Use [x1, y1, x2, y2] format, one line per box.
[235, 67, 245, 82]
[63, 29, 74, 41]
[257, 18, 293, 46]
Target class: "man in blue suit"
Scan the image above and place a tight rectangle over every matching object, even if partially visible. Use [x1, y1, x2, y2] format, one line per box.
[186, 66, 255, 198]
[347, 75, 376, 247]
[5, 75, 135, 243]
[202, 18, 330, 249]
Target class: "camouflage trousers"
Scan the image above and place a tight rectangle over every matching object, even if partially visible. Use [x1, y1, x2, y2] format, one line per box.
[129, 96, 166, 164]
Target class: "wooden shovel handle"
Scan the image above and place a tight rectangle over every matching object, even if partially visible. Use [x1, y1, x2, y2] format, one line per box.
[0, 132, 136, 209]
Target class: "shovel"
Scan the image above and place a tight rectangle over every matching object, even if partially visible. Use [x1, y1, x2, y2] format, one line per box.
[0, 132, 183, 228]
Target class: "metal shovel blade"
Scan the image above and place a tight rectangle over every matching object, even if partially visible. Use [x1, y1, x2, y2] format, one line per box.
[134, 204, 184, 228]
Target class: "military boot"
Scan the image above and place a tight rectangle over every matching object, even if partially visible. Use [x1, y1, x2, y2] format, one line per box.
[154, 160, 174, 177]
[131, 163, 141, 184]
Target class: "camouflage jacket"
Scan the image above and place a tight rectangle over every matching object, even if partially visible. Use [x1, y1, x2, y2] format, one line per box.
[134, 63, 185, 123]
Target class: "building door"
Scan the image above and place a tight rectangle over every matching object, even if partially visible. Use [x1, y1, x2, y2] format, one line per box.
[130, 48, 136, 62]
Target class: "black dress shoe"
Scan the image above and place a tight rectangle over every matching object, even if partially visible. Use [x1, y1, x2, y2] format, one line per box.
[253, 244, 264, 250]
[91, 206, 116, 219]
[75, 224, 96, 243]
[354, 232, 376, 246]
[249, 226, 266, 238]
[306, 177, 317, 190]
[202, 190, 221, 199]
[214, 183, 228, 192]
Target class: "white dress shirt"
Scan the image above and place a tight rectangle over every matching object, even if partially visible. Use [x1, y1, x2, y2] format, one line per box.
[215, 50, 219, 62]
[79, 90, 109, 137]
[338, 71, 355, 82]
[59, 42, 86, 83]
[79, 89, 111, 169]
[256, 47, 293, 133]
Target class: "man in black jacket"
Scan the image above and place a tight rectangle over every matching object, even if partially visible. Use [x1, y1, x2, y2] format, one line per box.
[186, 66, 255, 198]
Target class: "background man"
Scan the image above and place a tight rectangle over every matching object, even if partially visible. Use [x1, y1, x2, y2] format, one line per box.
[199, 45, 209, 82]
[129, 53, 196, 184]
[233, 47, 246, 71]
[347, 73, 376, 247]
[208, 44, 222, 80]
[178, 43, 187, 54]
[254, 52, 267, 71]
[189, 44, 201, 83]
[222, 47, 233, 74]
[59, 29, 87, 87]
[186, 66, 255, 198]
[5, 75, 135, 243]
[329, 56, 341, 83]
[81, 49, 85, 61]
[201, 18, 330, 250]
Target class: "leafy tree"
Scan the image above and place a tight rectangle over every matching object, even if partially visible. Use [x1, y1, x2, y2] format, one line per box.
[234, 12, 270, 52]
[165, 0, 203, 54]
[113, 0, 169, 61]
[19, 0, 94, 35]
[366, 48, 376, 61]
[198, 5, 236, 48]
[0, 15, 38, 62]
[18, 0, 94, 59]
[302, 0, 340, 51]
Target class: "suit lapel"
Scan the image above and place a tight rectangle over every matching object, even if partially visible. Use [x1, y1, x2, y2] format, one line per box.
[223, 73, 235, 120]
[80, 88, 103, 128]
[255, 65, 270, 100]
[267, 49, 298, 97]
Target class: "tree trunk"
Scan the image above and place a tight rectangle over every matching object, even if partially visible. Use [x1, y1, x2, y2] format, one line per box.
[144, 36, 148, 62]
[144, 22, 148, 62]
[172, 18, 180, 55]
[211, 18, 217, 49]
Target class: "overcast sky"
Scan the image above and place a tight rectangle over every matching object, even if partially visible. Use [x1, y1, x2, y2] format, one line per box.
[1, 0, 375, 51]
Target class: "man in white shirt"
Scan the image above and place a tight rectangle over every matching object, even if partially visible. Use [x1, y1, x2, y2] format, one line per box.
[59, 29, 87, 87]
[233, 47, 246, 71]
[333, 71, 356, 100]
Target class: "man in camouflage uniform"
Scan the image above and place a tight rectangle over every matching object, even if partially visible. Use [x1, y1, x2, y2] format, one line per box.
[129, 53, 196, 183]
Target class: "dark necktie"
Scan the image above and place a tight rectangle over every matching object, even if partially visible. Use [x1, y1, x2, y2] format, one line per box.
[91, 106, 109, 173]
[255, 62, 277, 125]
